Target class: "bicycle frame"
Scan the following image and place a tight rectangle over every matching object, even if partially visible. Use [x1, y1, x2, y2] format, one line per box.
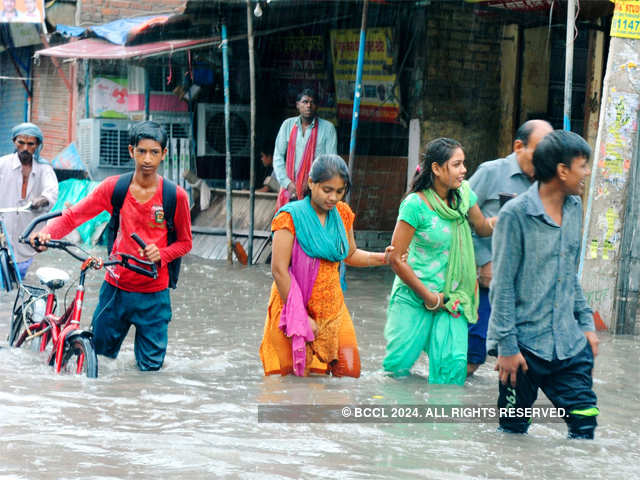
[13, 210, 158, 377]
[17, 262, 94, 374]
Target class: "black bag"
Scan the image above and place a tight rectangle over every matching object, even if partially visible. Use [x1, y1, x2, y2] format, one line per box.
[106, 172, 181, 289]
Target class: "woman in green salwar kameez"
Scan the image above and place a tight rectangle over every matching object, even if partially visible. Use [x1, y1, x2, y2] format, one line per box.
[384, 138, 496, 384]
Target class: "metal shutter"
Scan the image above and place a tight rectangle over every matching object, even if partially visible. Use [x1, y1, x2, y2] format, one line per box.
[0, 47, 32, 153]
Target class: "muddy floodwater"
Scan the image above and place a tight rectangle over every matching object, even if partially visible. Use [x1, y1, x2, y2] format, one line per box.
[1, 249, 639, 479]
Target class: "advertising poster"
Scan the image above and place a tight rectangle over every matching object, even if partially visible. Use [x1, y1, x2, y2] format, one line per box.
[266, 33, 337, 124]
[330, 27, 400, 123]
[0, 0, 44, 23]
[91, 76, 129, 118]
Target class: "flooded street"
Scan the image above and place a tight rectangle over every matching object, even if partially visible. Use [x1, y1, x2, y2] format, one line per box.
[1, 249, 639, 479]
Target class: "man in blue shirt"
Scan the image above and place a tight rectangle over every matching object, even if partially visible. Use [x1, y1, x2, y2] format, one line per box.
[488, 130, 599, 439]
[467, 120, 552, 376]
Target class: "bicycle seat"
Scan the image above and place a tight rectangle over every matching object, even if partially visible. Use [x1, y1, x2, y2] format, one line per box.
[36, 267, 70, 290]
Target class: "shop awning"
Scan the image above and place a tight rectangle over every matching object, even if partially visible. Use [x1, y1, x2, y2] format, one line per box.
[34, 37, 219, 60]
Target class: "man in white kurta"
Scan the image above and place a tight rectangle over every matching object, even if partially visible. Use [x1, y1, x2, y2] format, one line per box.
[0, 123, 58, 277]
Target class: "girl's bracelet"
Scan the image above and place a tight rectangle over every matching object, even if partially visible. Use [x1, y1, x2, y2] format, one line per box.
[424, 294, 441, 311]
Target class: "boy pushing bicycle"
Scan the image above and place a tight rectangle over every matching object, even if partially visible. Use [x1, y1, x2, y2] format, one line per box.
[31, 121, 192, 371]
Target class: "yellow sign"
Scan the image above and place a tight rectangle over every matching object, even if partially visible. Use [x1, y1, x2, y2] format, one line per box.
[330, 27, 400, 123]
[611, 1, 640, 39]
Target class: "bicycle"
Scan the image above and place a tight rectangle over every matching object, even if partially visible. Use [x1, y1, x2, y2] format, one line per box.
[7, 210, 157, 378]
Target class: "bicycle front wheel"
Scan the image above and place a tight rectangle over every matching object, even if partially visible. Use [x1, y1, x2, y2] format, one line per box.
[8, 304, 24, 346]
[60, 335, 98, 378]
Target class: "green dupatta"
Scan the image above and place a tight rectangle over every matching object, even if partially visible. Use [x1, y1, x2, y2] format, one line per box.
[423, 181, 479, 324]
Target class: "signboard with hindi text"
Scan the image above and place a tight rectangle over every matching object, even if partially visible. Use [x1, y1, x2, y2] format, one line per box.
[264, 33, 337, 124]
[330, 27, 400, 124]
[464, 0, 553, 10]
[0, 0, 44, 23]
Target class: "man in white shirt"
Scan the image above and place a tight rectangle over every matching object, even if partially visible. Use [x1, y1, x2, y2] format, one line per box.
[272, 88, 337, 207]
[0, 123, 58, 278]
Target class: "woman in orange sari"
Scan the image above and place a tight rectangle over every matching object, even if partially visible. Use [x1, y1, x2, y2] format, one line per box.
[260, 154, 391, 378]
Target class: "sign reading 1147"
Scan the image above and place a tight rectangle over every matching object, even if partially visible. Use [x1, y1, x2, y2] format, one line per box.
[611, 1, 640, 39]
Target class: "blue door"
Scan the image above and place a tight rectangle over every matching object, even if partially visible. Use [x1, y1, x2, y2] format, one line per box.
[0, 46, 32, 153]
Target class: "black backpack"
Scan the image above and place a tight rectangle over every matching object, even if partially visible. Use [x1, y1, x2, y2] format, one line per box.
[106, 172, 181, 289]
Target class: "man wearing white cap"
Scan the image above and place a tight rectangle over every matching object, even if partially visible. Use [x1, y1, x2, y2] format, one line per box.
[0, 122, 58, 277]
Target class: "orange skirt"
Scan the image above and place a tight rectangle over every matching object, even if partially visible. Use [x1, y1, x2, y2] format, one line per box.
[259, 283, 360, 377]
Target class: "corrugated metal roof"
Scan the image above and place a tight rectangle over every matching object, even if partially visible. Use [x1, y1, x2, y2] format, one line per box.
[190, 189, 277, 263]
[34, 37, 218, 60]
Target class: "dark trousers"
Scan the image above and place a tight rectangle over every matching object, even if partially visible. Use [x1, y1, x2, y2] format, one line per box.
[468, 287, 490, 364]
[92, 282, 172, 371]
[498, 343, 598, 439]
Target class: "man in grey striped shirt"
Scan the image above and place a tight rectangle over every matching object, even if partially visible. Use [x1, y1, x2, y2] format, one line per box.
[488, 130, 599, 439]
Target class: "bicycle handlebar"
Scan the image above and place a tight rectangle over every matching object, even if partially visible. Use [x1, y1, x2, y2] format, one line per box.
[105, 253, 157, 279]
[18, 211, 158, 279]
[18, 210, 62, 243]
[131, 233, 147, 249]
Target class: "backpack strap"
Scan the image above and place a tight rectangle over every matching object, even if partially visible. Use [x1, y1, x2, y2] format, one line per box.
[112, 172, 134, 214]
[161, 177, 180, 289]
[106, 172, 134, 255]
[162, 177, 177, 239]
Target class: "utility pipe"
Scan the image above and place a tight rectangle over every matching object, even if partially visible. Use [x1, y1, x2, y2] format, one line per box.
[247, 0, 257, 265]
[222, 23, 233, 264]
[563, 0, 576, 131]
[347, 0, 368, 202]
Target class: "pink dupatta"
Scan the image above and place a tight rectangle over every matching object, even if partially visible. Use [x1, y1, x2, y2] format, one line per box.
[278, 238, 319, 376]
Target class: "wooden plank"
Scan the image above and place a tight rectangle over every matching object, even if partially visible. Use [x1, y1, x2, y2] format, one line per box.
[520, 26, 550, 123]
[615, 127, 640, 334]
[498, 24, 519, 158]
[582, 21, 605, 213]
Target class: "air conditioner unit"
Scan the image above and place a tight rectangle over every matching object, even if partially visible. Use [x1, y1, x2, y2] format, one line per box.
[197, 104, 250, 157]
[149, 112, 191, 142]
[77, 119, 135, 176]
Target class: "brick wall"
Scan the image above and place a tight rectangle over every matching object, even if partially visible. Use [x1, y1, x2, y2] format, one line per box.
[80, 0, 187, 24]
[349, 155, 407, 231]
[422, 3, 504, 173]
[31, 58, 74, 161]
